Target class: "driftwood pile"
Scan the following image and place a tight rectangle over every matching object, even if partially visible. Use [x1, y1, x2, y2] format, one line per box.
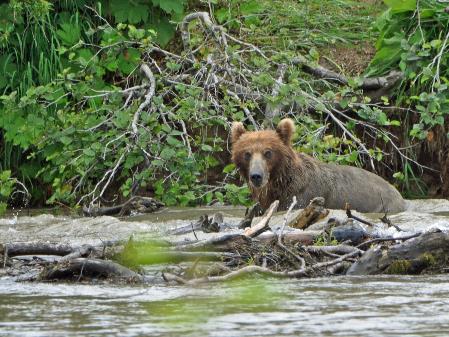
[1, 197, 448, 284]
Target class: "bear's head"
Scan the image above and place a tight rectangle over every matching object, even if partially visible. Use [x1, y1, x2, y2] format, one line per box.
[231, 118, 296, 190]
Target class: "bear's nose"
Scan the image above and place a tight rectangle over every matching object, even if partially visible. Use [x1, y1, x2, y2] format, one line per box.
[250, 173, 263, 186]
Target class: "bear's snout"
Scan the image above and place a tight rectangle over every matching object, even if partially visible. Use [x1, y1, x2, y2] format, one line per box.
[248, 153, 268, 189]
[250, 172, 263, 187]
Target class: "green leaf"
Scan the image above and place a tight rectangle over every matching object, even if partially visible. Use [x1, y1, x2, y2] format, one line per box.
[384, 0, 416, 13]
[152, 0, 186, 15]
[201, 144, 213, 152]
[117, 48, 141, 75]
[110, 0, 149, 23]
[166, 135, 183, 147]
[56, 23, 81, 46]
[223, 163, 236, 174]
[240, 1, 264, 15]
[113, 110, 131, 128]
[160, 147, 176, 160]
[215, 8, 230, 24]
[148, 16, 176, 46]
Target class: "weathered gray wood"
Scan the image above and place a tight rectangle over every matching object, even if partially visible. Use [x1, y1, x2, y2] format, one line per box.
[3, 242, 77, 257]
[41, 258, 142, 282]
[347, 230, 449, 275]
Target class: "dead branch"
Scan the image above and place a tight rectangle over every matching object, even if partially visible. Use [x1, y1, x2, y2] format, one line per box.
[278, 196, 298, 244]
[227, 90, 259, 130]
[292, 56, 403, 90]
[304, 245, 363, 256]
[345, 203, 375, 226]
[275, 197, 305, 268]
[257, 231, 320, 245]
[265, 63, 287, 120]
[244, 200, 279, 238]
[180, 12, 221, 61]
[289, 197, 329, 229]
[238, 202, 263, 229]
[163, 249, 361, 284]
[379, 213, 404, 232]
[131, 64, 156, 135]
[356, 232, 422, 250]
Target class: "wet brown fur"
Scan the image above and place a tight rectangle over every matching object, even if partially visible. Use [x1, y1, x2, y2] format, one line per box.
[231, 119, 406, 213]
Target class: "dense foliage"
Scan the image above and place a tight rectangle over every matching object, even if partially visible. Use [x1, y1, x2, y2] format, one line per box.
[367, 0, 449, 139]
[0, 0, 448, 213]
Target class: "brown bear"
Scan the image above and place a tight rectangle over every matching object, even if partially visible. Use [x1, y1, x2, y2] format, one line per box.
[231, 118, 406, 213]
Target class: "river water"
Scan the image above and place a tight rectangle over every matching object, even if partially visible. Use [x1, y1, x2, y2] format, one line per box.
[1, 200, 449, 336]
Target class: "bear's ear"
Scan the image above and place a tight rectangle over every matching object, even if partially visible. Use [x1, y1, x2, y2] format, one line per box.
[231, 122, 246, 144]
[276, 118, 295, 145]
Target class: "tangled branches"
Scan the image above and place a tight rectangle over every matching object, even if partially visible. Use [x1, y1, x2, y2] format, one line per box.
[77, 9, 414, 208]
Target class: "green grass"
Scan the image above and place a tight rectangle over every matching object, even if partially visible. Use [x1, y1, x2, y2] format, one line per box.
[235, 0, 385, 50]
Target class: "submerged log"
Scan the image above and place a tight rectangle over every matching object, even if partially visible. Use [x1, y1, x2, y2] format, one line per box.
[347, 230, 449, 275]
[41, 258, 142, 282]
[83, 196, 164, 216]
[2, 242, 75, 257]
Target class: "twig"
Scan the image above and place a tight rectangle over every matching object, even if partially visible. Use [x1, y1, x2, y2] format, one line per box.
[131, 64, 156, 135]
[179, 119, 192, 157]
[278, 196, 297, 244]
[379, 214, 404, 232]
[265, 63, 287, 121]
[345, 203, 375, 227]
[180, 12, 218, 61]
[276, 197, 305, 268]
[356, 232, 421, 249]
[227, 90, 259, 130]
[292, 56, 403, 90]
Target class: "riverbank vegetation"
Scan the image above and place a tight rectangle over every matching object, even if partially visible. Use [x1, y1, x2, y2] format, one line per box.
[1, 0, 448, 213]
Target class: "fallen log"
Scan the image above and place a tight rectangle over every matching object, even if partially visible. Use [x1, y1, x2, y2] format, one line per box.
[347, 230, 449, 275]
[2, 242, 86, 258]
[258, 231, 320, 245]
[83, 196, 164, 216]
[41, 258, 143, 282]
[174, 233, 253, 252]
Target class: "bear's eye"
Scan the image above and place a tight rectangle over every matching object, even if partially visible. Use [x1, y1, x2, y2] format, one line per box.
[264, 150, 272, 159]
[244, 152, 251, 161]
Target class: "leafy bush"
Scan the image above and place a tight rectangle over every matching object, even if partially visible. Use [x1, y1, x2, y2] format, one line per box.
[0, 171, 15, 214]
[2, 0, 445, 210]
[0, 0, 195, 207]
[366, 0, 449, 140]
